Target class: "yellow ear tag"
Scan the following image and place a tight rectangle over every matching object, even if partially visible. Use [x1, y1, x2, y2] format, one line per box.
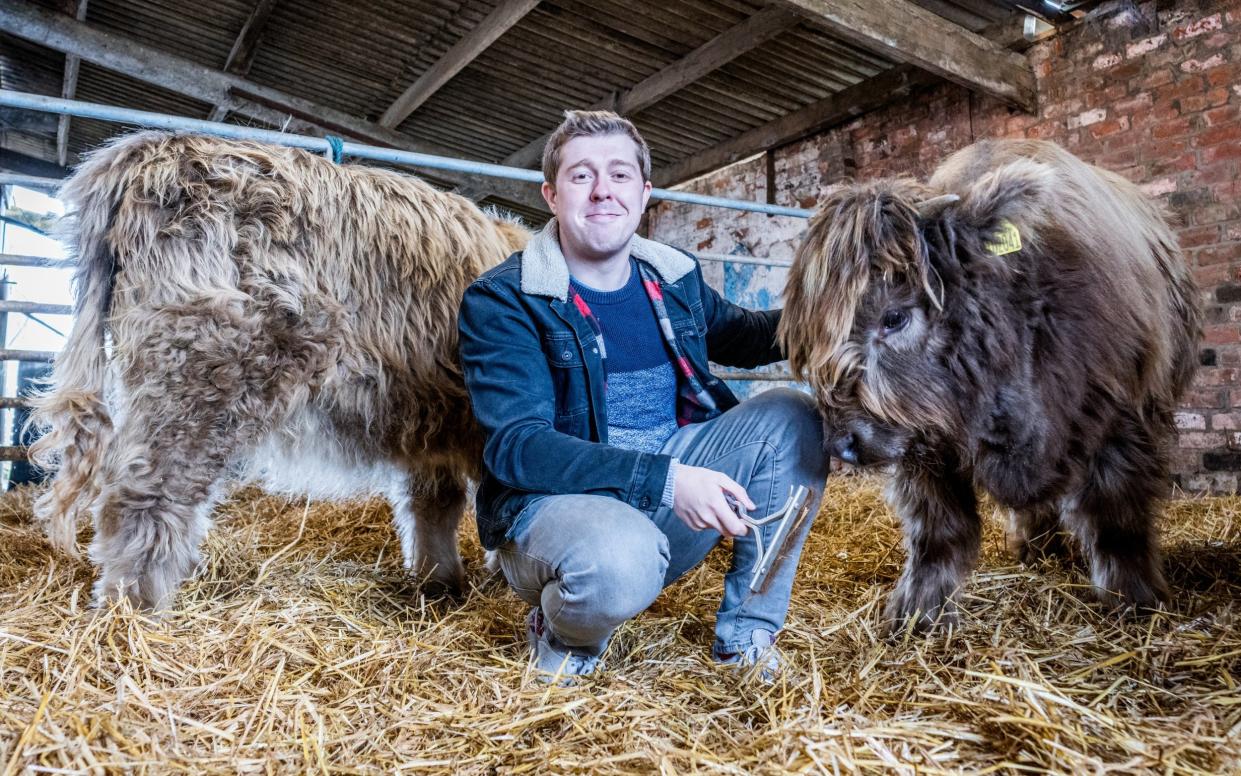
[986, 220, 1022, 255]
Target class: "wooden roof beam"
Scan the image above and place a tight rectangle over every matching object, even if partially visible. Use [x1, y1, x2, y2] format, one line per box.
[379, 0, 540, 129]
[0, 147, 69, 179]
[0, 0, 546, 211]
[55, 0, 87, 167]
[653, 65, 929, 188]
[208, 0, 279, 122]
[776, 0, 1037, 112]
[652, 13, 1046, 188]
[509, 4, 801, 171]
[462, 4, 802, 201]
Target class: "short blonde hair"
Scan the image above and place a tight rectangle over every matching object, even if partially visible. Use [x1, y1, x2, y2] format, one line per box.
[541, 110, 652, 184]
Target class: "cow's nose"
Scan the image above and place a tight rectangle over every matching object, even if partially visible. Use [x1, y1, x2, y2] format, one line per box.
[829, 433, 859, 465]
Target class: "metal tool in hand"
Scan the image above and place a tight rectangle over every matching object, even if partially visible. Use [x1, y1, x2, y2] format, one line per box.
[725, 485, 816, 594]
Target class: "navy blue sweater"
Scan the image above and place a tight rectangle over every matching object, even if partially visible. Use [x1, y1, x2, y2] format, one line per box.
[571, 260, 678, 454]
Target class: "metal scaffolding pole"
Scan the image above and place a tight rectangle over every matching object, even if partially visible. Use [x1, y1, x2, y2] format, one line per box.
[695, 252, 792, 268]
[0, 173, 60, 190]
[0, 90, 811, 406]
[0, 89, 815, 220]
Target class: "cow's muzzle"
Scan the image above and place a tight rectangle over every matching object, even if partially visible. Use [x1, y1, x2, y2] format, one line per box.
[828, 432, 860, 465]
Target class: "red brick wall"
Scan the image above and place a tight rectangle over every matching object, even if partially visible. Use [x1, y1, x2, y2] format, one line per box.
[648, 0, 1241, 492]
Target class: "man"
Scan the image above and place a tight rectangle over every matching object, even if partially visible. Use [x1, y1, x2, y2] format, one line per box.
[458, 110, 827, 682]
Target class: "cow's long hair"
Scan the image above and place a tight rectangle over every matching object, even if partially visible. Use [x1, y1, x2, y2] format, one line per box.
[28, 132, 528, 608]
[778, 139, 1201, 630]
[782, 141, 1198, 433]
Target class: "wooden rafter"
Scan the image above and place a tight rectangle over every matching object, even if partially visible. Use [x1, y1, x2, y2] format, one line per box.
[207, 0, 279, 122]
[909, 0, 1007, 29]
[0, 0, 546, 210]
[379, 0, 540, 129]
[0, 148, 69, 179]
[652, 13, 1048, 188]
[777, 0, 1036, 111]
[464, 4, 802, 202]
[55, 0, 87, 167]
[653, 65, 929, 187]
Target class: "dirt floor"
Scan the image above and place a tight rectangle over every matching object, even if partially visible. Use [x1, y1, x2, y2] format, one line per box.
[1, 474, 1239, 774]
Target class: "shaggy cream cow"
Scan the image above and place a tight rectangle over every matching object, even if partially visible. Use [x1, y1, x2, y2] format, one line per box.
[31, 132, 529, 610]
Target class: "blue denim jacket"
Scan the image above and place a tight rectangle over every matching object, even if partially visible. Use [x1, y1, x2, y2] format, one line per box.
[458, 220, 782, 549]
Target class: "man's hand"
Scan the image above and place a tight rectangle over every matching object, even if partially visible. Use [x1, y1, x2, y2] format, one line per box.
[671, 465, 754, 537]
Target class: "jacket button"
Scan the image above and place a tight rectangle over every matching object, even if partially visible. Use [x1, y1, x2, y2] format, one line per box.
[562, 350, 572, 359]
[639, 496, 651, 509]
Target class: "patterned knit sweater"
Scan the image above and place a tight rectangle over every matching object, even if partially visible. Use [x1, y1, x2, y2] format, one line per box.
[570, 259, 678, 454]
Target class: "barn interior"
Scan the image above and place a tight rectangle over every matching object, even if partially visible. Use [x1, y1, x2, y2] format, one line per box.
[2, 0, 1241, 772]
[1, 0, 1055, 223]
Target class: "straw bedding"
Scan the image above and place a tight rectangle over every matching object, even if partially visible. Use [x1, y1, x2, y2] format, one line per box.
[2, 473, 1238, 774]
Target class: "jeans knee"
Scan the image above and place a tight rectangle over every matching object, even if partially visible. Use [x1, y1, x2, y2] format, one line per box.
[752, 388, 825, 462]
[563, 524, 668, 625]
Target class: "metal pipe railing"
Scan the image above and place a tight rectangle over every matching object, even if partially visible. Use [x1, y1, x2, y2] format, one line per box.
[0, 446, 29, 462]
[0, 253, 72, 269]
[0, 173, 61, 190]
[0, 300, 72, 316]
[0, 90, 815, 220]
[713, 370, 795, 382]
[0, 348, 55, 362]
[695, 252, 791, 268]
[0, 91, 812, 403]
[1, 182, 798, 270]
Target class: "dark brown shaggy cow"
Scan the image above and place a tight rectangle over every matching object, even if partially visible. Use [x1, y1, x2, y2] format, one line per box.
[779, 139, 1202, 632]
[30, 131, 529, 610]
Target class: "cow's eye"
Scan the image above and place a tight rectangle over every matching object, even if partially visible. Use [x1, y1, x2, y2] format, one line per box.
[880, 309, 909, 333]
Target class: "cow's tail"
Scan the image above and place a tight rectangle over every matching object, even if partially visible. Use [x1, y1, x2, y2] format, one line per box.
[28, 132, 165, 554]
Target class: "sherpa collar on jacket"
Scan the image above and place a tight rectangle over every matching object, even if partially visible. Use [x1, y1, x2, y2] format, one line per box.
[520, 217, 696, 301]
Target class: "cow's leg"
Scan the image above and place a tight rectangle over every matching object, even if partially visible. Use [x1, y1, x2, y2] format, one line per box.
[1006, 502, 1071, 565]
[91, 303, 314, 610]
[89, 378, 244, 611]
[393, 462, 467, 596]
[883, 462, 981, 633]
[388, 481, 417, 575]
[90, 429, 231, 611]
[1065, 420, 1167, 610]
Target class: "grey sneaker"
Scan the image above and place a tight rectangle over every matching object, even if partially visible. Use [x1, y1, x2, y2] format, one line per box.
[714, 628, 783, 683]
[526, 607, 601, 684]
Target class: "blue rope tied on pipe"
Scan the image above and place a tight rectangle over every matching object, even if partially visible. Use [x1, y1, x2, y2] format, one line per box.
[323, 135, 345, 164]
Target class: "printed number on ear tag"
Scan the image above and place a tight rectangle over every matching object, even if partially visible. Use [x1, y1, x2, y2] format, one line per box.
[986, 220, 1022, 256]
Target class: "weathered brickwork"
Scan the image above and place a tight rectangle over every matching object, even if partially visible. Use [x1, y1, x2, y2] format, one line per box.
[648, 0, 1241, 491]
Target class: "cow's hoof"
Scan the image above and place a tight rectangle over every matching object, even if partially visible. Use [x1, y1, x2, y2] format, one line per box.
[882, 591, 958, 637]
[414, 565, 466, 600]
[1092, 576, 1167, 616]
[1009, 530, 1073, 566]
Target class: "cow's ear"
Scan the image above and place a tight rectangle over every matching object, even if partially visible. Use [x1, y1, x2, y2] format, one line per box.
[955, 157, 1054, 236]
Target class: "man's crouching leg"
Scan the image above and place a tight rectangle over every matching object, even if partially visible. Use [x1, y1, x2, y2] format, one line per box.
[657, 387, 828, 681]
[497, 494, 670, 681]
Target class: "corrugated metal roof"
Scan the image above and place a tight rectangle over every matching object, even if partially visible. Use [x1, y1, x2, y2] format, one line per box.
[1, 0, 1038, 218]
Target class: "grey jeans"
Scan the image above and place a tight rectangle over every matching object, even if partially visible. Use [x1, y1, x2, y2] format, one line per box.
[496, 387, 828, 657]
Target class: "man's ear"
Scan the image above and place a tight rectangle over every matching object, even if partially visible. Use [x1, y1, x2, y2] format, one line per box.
[541, 181, 558, 214]
[641, 180, 652, 210]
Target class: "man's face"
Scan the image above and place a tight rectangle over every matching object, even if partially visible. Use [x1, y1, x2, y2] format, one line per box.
[542, 133, 653, 262]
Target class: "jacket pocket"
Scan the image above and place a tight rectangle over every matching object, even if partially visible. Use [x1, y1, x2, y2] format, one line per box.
[542, 332, 589, 418]
[689, 299, 706, 335]
[544, 332, 583, 367]
[674, 318, 706, 342]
